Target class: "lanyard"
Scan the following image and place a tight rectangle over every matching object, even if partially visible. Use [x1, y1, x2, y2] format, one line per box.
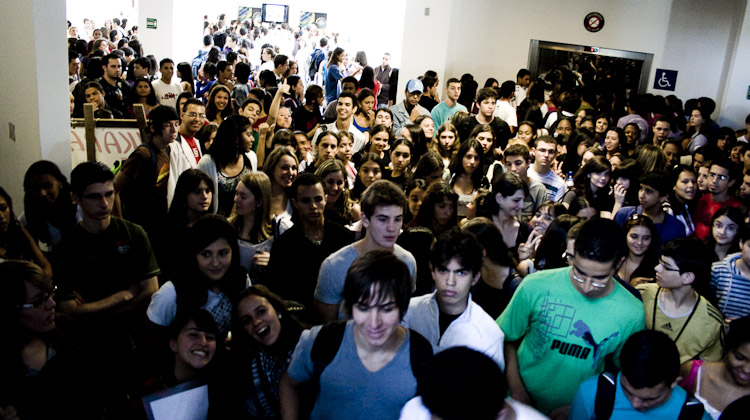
[652, 287, 700, 343]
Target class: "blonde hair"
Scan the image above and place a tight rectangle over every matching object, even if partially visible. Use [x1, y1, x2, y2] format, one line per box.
[228, 172, 273, 243]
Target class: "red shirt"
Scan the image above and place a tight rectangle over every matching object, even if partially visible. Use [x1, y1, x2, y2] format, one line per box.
[694, 193, 741, 239]
[182, 135, 202, 165]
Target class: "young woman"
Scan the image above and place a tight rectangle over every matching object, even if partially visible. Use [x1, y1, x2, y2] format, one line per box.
[352, 88, 376, 133]
[604, 127, 627, 161]
[562, 156, 614, 217]
[409, 181, 458, 237]
[293, 85, 324, 140]
[354, 124, 391, 167]
[623, 123, 641, 152]
[404, 178, 427, 225]
[634, 144, 667, 173]
[448, 139, 488, 218]
[431, 122, 461, 168]
[706, 207, 744, 262]
[405, 123, 428, 164]
[130, 76, 158, 116]
[333, 131, 357, 189]
[519, 215, 582, 276]
[176, 62, 195, 97]
[386, 138, 413, 189]
[21, 161, 78, 257]
[147, 215, 249, 336]
[351, 153, 385, 200]
[303, 131, 338, 174]
[197, 122, 219, 154]
[462, 218, 522, 319]
[412, 152, 446, 187]
[0, 187, 52, 277]
[197, 114, 258, 216]
[617, 215, 659, 285]
[680, 316, 750, 419]
[229, 172, 275, 281]
[280, 250, 430, 420]
[685, 108, 711, 154]
[488, 172, 530, 262]
[665, 165, 698, 237]
[415, 115, 435, 141]
[594, 113, 611, 143]
[224, 286, 306, 419]
[284, 75, 304, 111]
[325, 47, 345, 104]
[528, 202, 567, 238]
[315, 159, 361, 227]
[358, 66, 381, 106]
[374, 108, 394, 131]
[514, 120, 538, 147]
[262, 148, 299, 234]
[611, 158, 644, 215]
[205, 84, 233, 125]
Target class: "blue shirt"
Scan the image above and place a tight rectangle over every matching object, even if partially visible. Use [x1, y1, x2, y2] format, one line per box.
[569, 372, 711, 420]
[614, 206, 686, 246]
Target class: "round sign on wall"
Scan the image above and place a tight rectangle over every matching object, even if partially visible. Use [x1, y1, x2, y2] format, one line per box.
[584, 12, 604, 32]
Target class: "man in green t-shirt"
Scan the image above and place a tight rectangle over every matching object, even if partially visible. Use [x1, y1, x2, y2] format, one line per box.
[497, 218, 645, 418]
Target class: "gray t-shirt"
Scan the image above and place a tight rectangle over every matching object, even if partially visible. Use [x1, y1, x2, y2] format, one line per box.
[314, 244, 417, 314]
[287, 321, 418, 420]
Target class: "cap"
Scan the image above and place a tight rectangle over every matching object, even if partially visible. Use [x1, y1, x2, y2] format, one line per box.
[406, 79, 424, 93]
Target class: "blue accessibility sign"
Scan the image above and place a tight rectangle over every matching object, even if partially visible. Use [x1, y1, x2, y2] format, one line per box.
[653, 69, 677, 91]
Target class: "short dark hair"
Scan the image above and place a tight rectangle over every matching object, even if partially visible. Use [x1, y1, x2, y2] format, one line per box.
[574, 218, 627, 265]
[661, 238, 712, 296]
[133, 56, 151, 71]
[639, 170, 671, 197]
[342, 249, 411, 319]
[475, 87, 497, 103]
[203, 34, 213, 46]
[711, 156, 740, 182]
[273, 54, 288, 68]
[240, 98, 262, 112]
[420, 347, 506, 420]
[341, 76, 359, 89]
[446, 77, 460, 86]
[360, 180, 407, 218]
[534, 135, 557, 149]
[289, 172, 323, 200]
[430, 228, 483, 274]
[169, 308, 219, 341]
[516, 68, 531, 79]
[234, 62, 250, 83]
[504, 143, 531, 162]
[498, 80, 515, 98]
[70, 161, 114, 196]
[620, 330, 680, 388]
[159, 58, 174, 69]
[337, 91, 359, 108]
[182, 98, 205, 113]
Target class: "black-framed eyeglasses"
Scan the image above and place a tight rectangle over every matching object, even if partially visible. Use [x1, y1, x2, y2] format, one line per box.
[17, 286, 56, 309]
[658, 259, 681, 272]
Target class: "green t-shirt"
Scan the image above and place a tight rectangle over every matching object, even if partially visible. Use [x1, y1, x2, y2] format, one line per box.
[497, 266, 644, 414]
[637, 283, 725, 364]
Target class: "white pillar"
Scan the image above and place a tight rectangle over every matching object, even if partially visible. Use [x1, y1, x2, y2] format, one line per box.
[138, 0, 204, 66]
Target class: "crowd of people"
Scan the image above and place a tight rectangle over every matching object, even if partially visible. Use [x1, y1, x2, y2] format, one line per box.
[4, 12, 750, 420]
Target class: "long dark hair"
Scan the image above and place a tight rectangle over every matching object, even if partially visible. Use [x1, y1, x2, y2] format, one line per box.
[705, 206, 744, 261]
[232, 285, 305, 352]
[205, 84, 234, 122]
[173, 215, 247, 324]
[176, 62, 195, 95]
[22, 161, 77, 246]
[168, 169, 215, 227]
[409, 181, 458, 234]
[534, 215, 582, 271]
[134, 76, 158, 106]
[0, 187, 34, 261]
[210, 114, 251, 169]
[623, 214, 659, 279]
[449, 139, 486, 190]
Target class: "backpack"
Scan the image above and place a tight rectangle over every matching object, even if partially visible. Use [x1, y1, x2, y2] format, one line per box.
[191, 49, 209, 79]
[594, 371, 705, 420]
[309, 48, 325, 76]
[120, 142, 169, 226]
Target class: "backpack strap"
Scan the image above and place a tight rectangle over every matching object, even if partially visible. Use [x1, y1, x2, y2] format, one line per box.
[677, 394, 705, 420]
[310, 320, 348, 384]
[594, 371, 617, 420]
[407, 329, 433, 380]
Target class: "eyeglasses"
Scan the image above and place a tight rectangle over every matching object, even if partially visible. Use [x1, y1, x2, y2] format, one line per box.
[658, 259, 681, 272]
[185, 112, 207, 119]
[709, 172, 728, 181]
[17, 286, 56, 309]
[571, 267, 609, 288]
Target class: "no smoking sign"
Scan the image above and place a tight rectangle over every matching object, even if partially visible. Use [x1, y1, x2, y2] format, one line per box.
[584, 12, 604, 33]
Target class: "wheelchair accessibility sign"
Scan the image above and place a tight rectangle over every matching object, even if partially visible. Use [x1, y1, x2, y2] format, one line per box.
[653, 69, 677, 91]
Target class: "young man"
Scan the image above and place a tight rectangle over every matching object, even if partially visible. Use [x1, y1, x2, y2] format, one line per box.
[614, 171, 686, 246]
[511, 68, 531, 109]
[401, 228, 505, 369]
[526, 136, 566, 202]
[216, 60, 235, 91]
[652, 116, 672, 147]
[313, 91, 366, 152]
[231, 62, 252, 110]
[498, 218, 645, 417]
[323, 76, 358, 121]
[314, 180, 417, 322]
[494, 80, 518, 133]
[500, 143, 548, 223]
[399, 347, 548, 420]
[269, 173, 354, 324]
[616, 94, 650, 145]
[272, 54, 289, 85]
[55, 161, 160, 347]
[152, 58, 183, 108]
[168, 99, 206, 206]
[694, 157, 741, 239]
[115, 105, 179, 239]
[711, 229, 750, 320]
[431, 77, 466, 129]
[458, 87, 511, 150]
[374, 52, 392, 107]
[390, 78, 431, 135]
[99, 53, 130, 117]
[418, 75, 439, 111]
[637, 238, 724, 364]
[569, 330, 710, 420]
[739, 169, 750, 202]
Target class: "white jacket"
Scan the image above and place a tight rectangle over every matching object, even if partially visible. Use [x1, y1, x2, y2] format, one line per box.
[167, 133, 203, 209]
[402, 292, 505, 370]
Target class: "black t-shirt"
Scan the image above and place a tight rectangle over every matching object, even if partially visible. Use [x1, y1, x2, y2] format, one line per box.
[293, 105, 322, 133]
[458, 116, 511, 151]
[438, 310, 461, 337]
[419, 95, 439, 112]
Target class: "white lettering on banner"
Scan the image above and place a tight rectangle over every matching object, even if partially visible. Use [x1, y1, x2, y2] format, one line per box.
[71, 126, 142, 167]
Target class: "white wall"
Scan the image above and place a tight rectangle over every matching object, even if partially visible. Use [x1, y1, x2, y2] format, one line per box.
[0, 0, 69, 214]
[717, 0, 750, 128]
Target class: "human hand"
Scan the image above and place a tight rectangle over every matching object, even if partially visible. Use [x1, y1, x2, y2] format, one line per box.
[279, 83, 291, 95]
[613, 183, 627, 205]
[548, 405, 570, 420]
[252, 251, 270, 267]
[258, 122, 270, 134]
[410, 105, 421, 121]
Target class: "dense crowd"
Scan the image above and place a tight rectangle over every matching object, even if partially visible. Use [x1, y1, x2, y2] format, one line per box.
[3, 12, 750, 420]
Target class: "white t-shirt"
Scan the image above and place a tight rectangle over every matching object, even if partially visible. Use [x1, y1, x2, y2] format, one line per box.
[527, 166, 566, 202]
[152, 78, 184, 109]
[399, 397, 549, 420]
[494, 100, 518, 128]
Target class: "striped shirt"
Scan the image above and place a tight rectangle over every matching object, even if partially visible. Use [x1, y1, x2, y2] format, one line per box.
[711, 252, 750, 319]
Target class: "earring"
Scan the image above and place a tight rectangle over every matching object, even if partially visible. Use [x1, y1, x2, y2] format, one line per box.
[278, 313, 282, 319]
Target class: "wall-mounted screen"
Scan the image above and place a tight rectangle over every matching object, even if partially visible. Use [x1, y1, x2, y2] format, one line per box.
[262, 4, 288, 23]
